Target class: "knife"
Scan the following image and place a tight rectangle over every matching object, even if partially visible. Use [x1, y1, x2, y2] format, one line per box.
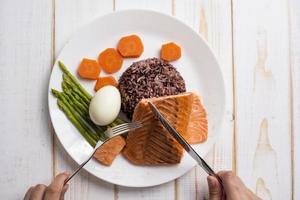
[148, 101, 224, 186]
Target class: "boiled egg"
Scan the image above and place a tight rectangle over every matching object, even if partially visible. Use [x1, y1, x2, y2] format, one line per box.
[89, 86, 121, 126]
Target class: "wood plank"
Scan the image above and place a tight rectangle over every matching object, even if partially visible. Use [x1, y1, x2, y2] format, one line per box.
[233, 0, 292, 199]
[289, 0, 300, 199]
[114, 1, 175, 200]
[173, 0, 234, 199]
[0, 0, 53, 199]
[54, 0, 115, 199]
[115, 0, 172, 13]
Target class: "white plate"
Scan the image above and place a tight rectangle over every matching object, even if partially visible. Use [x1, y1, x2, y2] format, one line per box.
[48, 10, 225, 187]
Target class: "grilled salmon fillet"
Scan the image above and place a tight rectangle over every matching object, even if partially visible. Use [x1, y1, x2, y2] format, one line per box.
[186, 94, 208, 143]
[123, 93, 194, 165]
[94, 93, 208, 166]
[94, 136, 126, 166]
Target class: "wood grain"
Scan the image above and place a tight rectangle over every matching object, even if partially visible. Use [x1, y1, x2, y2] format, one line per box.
[289, 0, 300, 198]
[0, 0, 297, 199]
[54, 0, 115, 199]
[115, 0, 172, 13]
[0, 0, 53, 199]
[232, 0, 292, 199]
[174, 0, 234, 199]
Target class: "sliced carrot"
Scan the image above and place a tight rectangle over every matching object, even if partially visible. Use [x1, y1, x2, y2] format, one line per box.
[160, 42, 181, 62]
[98, 48, 123, 74]
[94, 76, 118, 91]
[117, 35, 144, 58]
[77, 58, 101, 80]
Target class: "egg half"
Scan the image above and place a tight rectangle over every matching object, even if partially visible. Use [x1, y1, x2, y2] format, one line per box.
[89, 86, 121, 126]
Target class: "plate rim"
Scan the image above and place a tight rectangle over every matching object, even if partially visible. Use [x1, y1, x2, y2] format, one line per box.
[48, 9, 226, 187]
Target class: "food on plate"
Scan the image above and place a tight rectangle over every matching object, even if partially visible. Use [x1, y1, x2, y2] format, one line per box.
[160, 42, 181, 62]
[89, 86, 121, 126]
[186, 94, 208, 143]
[94, 76, 118, 91]
[59, 61, 92, 101]
[52, 61, 124, 147]
[98, 48, 123, 74]
[52, 33, 207, 168]
[53, 89, 98, 147]
[117, 34, 144, 58]
[123, 93, 194, 165]
[123, 92, 208, 165]
[77, 58, 101, 80]
[94, 136, 126, 166]
[118, 57, 186, 118]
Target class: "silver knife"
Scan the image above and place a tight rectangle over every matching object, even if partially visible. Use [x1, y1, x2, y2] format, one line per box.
[148, 101, 224, 186]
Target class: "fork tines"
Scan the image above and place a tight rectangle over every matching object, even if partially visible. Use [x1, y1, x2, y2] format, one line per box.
[111, 122, 142, 134]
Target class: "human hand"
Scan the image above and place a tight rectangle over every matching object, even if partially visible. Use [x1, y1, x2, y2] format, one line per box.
[24, 172, 69, 200]
[207, 171, 261, 200]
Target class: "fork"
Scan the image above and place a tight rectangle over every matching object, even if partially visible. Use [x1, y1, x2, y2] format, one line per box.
[64, 121, 142, 184]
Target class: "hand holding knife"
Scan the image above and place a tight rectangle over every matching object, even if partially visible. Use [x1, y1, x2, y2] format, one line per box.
[148, 101, 225, 197]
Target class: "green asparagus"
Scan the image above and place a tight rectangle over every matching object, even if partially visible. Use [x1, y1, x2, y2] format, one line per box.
[57, 100, 96, 147]
[63, 86, 89, 113]
[62, 79, 90, 109]
[52, 89, 100, 141]
[52, 61, 125, 146]
[62, 74, 91, 104]
[58, 61, 92, 100]
[61, 84, 107, 134]
[61, 92, 86, 120]
[53, 88, 109, 141]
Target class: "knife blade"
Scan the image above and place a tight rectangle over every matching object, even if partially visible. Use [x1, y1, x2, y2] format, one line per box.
[148, 101, 222, 181]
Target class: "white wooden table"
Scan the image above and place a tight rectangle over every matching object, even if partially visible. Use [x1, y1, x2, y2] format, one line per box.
[0, 0, 299, 199]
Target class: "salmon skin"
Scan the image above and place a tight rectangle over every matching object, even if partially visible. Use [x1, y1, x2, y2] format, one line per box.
[123, 92, 208, 165]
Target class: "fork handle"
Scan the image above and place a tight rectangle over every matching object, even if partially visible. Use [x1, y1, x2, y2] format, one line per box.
[64, 149, 97, 184]
[63, 123, 142, 184]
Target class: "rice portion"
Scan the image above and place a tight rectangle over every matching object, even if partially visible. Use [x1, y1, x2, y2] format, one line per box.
[118, 57, 186, 118]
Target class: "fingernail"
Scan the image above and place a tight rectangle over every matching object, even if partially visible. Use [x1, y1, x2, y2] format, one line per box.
[63, 184, 69, 190]
[62, 184, 69, 192]
[64, 171, 70, 176]
[207, 176, 216, 188]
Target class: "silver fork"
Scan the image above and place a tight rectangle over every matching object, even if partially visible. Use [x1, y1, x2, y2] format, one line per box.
[64, 121, 142, 184]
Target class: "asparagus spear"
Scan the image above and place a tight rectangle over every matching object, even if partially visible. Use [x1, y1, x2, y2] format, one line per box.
[62, 81, 89, 109]
[72, 87, 90, 105]
[61, 85, 102, 130]
[58, 61, 92, 100]
[53, 62, 126, 145]
[52, 89, 100, 141]
[62, 77, 90, 107]
[61, 76, 121, 131]
[59, 64, 124, 126]
[63, 91, 106, 136]
[54, 88, 108, 140]
[62, 84, 89, 112]
[57, 99, 96, 147]
[61, 92, 86, 117]
[114, 118, 125, 125]
[60, 72, 90, 110]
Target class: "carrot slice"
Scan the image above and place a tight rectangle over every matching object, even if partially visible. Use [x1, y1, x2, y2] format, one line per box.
[77, 58, 101, 80]
[160, 42, 181, 62]
[94, 76, 118, 91]
[98, 48, 123, 74]
[117, 35, 144, 58]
